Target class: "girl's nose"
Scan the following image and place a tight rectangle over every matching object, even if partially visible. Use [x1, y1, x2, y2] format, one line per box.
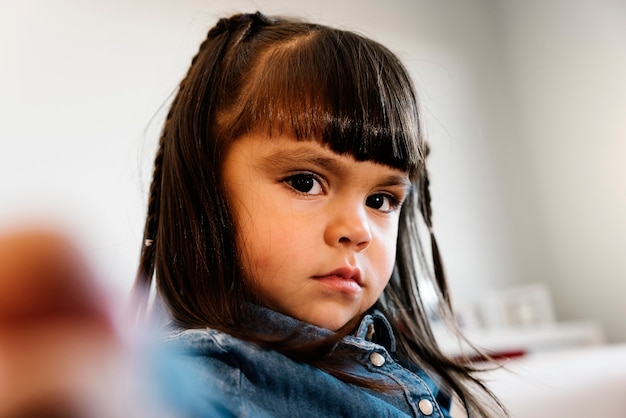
[324, 202, 372, 251]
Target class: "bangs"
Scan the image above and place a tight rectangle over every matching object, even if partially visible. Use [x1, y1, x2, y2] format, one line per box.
[219, 28, 424, 176]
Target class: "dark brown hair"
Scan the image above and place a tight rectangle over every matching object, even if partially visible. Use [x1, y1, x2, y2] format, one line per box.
[134, 12, 504, 417]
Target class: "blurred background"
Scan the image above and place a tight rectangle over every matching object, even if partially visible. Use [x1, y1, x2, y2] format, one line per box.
[1, 0, 625, 348]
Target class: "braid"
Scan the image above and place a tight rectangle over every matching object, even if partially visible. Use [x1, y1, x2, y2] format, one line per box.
[207, 12, 273, 41]
[132, 27, 213, 310]
[418, 145, 451, 309]
[132, 116, 166, 314]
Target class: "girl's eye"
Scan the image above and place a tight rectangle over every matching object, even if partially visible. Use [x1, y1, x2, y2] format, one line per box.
[284, 173, 323, 195]
[366, 193, 399, 213]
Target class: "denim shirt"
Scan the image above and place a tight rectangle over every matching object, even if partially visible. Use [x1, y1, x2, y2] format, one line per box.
[158, 307, 452, 418]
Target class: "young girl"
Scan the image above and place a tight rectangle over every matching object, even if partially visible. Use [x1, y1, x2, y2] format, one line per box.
[134, 11, 504, 417]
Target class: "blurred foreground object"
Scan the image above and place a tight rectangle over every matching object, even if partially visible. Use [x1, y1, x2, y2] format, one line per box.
[0, 229, 163, 418]
[0, 230, 112, 330]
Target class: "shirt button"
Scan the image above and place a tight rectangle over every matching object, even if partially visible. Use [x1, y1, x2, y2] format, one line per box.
[418, 399, 434, 416]
[369, 352, 386, 367]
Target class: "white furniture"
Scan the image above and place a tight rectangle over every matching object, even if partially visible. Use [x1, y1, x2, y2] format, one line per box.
[436, 320, 604, 358]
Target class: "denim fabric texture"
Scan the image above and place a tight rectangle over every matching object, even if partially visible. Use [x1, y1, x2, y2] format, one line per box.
[161, 306, 452, 417]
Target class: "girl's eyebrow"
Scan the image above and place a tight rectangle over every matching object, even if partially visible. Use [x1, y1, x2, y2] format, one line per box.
[379, 175, 414, 192]
[261, 146, 341, 172]
[261, 144, 413, 190]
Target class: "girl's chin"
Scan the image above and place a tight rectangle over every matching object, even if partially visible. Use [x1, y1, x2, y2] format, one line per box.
[292, 309, 362, 332]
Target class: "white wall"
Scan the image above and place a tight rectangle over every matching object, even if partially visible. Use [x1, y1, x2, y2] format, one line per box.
[3, 1, 622, 342]
[495, 0, 626, 342]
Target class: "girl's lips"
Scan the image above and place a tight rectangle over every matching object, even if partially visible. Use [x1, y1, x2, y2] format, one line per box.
[313, 267, 363, 295]
[314, 267, 362, 285]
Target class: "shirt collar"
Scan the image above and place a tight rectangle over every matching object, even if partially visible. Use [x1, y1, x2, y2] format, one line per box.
[353, 309, 397, 352]
[245, 304, 397, 352]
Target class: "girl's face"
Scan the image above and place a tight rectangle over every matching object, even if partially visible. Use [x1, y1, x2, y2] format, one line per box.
[223, 134, 411, 331]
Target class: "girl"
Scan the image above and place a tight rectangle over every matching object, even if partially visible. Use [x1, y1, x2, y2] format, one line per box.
[135, 11, 504, 417]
